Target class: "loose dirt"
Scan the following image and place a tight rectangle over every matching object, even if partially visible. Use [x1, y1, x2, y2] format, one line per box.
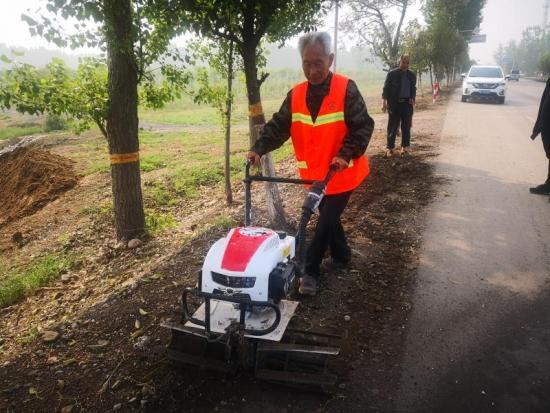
[0, 92, 450, 413]
[0, 147, 78, 228]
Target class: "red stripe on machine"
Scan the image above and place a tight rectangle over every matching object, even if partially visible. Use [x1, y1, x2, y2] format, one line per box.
[221, 227, 274, 272]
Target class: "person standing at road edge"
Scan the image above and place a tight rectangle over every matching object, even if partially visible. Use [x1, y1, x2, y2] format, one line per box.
[382, 55, 416, 157]
[530, 76, 550, 194]
[247, 31, 374, 296]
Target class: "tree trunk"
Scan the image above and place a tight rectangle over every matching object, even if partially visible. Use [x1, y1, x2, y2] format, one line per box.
[104, 0, 145, 240]
[241, 43, 288, 230]
[224, 41, 234, 205]
[429, 64, 434, 91]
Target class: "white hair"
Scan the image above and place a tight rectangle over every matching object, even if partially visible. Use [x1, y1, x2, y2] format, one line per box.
[298, 32, 332, 56]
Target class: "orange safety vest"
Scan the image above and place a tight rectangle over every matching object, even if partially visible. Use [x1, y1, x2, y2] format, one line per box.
[290, 73, 370, 195]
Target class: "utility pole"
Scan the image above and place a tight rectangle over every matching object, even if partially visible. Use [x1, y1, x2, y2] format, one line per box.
[333, 0, 339, 73]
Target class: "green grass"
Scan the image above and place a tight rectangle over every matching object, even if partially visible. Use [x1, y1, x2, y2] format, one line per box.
[0, 253, 76, 309]
[144, 181, 179, 207]
[71, 137, 110, 175]
[81, 201, 112, 216]
[140, 154, 168, 172]
[145, 210, 177, 235]
[211, 215, 238, 230]
[0, 124, 43, 140]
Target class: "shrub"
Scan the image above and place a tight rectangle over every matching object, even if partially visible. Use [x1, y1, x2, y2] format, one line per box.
[44, 114, 68, 131]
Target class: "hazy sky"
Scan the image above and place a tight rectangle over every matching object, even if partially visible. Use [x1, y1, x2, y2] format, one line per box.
[469, 0, 546, 64]
[0, 0, 547, 65]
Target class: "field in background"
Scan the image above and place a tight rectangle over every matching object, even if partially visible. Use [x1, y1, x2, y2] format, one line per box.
[0, 68, 387, 143]
[139, 68, 387, 126]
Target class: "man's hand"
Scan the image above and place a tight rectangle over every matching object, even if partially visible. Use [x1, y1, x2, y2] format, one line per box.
[382, 99, 388, 113]
[247, 151, 261, 165]
[331, 156, 349, 172]
[409, 98, 415, 106]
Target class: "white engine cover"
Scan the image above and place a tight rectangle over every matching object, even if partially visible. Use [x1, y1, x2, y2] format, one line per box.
[201, 227, 295, 301]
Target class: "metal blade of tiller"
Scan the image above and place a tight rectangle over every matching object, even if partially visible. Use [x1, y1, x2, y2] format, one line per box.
[254, 327, 346, 391]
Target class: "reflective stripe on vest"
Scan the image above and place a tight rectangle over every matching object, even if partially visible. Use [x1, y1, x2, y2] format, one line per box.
[290, 73, 370, 195]
[292, 111, 345, 127]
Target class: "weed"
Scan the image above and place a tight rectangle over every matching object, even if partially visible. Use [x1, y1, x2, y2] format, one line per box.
[172, 165, 224, 198]
[144, 181, 179, 207]
[81, 201, 112, 216]
[140, 155, 168, 172]
[85, 159, 110, 174]
[58, 233, 71, 249]
[145, 210, 177, 236]
[211, 215, 237, 230]
[0, 253, 76, 309]
[18, 327, 40, 345]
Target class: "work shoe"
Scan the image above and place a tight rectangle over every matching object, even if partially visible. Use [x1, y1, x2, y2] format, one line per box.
[321, 257, 350, 273]
[298, 275, 317, 296]
[529, 183, 550, 195]
[385, 148, 395, 158]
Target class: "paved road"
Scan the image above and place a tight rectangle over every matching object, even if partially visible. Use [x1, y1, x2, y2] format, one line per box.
[397, 80, 550, 413]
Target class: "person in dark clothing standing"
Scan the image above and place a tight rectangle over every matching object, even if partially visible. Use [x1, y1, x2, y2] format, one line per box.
[530, 77, 550, 194]
[247, 31, 374, 296]
[382, 55, 416, 157]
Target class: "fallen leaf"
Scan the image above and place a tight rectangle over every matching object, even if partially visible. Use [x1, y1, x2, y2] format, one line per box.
[98, 380, 108, 395]
[131, 329, 144, 339]
[139, 308, 148, 316]
[42, 330, 59, 343]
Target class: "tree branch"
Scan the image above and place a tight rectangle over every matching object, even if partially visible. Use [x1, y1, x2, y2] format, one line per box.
[95, 118, 108, 139]
[393, 0, 409, 53]
[257, 72, 269, 88]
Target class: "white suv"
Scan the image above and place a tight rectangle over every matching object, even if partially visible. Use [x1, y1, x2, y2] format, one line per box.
[461, 65, 507, 104]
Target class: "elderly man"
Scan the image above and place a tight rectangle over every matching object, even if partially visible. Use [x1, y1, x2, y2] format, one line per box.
[247, 32, 374, 295]
[382, 54, 416, 156]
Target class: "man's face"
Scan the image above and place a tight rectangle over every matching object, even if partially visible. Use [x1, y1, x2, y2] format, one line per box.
[399, 56, 410, 71]
[301, 42, 334, 85]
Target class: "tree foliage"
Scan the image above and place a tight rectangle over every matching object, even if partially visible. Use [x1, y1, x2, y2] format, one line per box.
[496, 26, 550, 74]
[186, 37, 243, 204]
[343, 0, 416, 68]
[400, 0, 485, 86]
[177, 0, 327, 228]
[17, 0, 191, 240]
[539, 52, 550, 75]
[0, 56, 189, 137]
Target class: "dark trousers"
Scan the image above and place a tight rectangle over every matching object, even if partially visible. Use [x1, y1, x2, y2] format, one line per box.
[306, 190, 353, 277]
[542, 131, 550, 159]
[541, 132, 550, 184]
[387, 102, 413, 149]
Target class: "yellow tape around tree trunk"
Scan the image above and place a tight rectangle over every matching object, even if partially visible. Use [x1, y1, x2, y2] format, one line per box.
[110, 151, 140, 165]
[248, 102, 264, 117]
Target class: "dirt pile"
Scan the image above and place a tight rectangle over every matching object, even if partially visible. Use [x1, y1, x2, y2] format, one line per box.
[0, 147, 78, 226]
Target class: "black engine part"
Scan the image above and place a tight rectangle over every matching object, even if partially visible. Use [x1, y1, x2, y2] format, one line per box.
[268, 262, 296, 303]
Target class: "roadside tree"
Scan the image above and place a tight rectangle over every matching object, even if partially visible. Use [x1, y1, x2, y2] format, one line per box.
[186, 38, 242, 205]
[343, 0, 416, 69]
[18, 0, 189, 240]
[179, 0, 326, 229]
[539, 52, 550, 75]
